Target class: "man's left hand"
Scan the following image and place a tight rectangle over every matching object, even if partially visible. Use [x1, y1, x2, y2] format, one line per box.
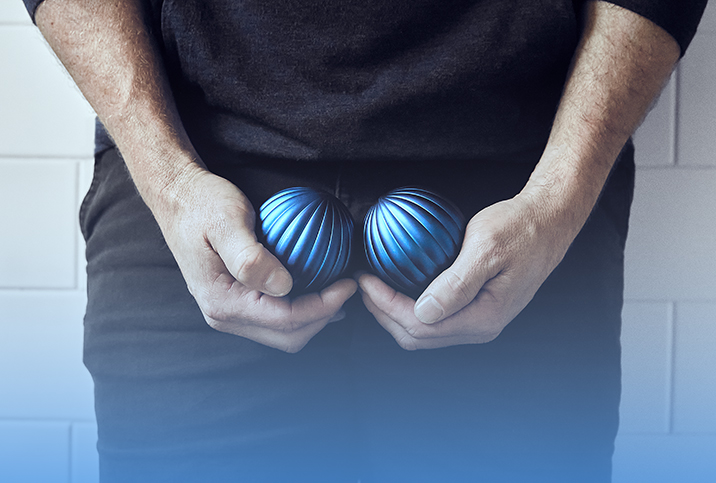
[357, 192, 572, 350]
[359, 1, 683, 351]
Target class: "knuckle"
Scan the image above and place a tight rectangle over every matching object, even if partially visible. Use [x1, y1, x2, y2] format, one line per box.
[282, 318, 302, 333]
[478, 330, 502, 344]
[443, 270, 473, 305]
[477, 318, 506, 343]
[477, 237, 505, 267]
[200, 297, 228, 322]
[404, 324, 419, 338]
[396, 334, 418, 351]
[225, 203, 256, 226]
[283, 338, 308, 353]
[195, 284, 234, 323]
[468, 221, 506, 258]
[185, 283, 199, 300]
[209, 204, 254, 235]
[403, 323, 429, 340]
[204, 315, 221, 331]
[234, 244, 265, 282]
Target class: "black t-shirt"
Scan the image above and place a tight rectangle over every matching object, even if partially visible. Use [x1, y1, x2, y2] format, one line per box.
[25, 0, 708, 162]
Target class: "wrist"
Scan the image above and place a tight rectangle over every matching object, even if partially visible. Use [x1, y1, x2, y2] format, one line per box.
[112, 128, 207, 218]
[517, 143, 613, 246]
[136, 150, 208, 218]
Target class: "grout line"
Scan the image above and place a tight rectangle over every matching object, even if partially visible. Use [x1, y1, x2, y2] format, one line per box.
[667, 301, 677, 434]
[0, 287, 87, 293]
[68, 423, 74, 483]
[635, 165, 716, 170]
[73, 161, 80, 291]
[0, 155, 94, 161]
[670, 66, 679, 167]
[624, 297, 716, 304]
[617, 430, 716, 437]
[0, 417, 96, 424]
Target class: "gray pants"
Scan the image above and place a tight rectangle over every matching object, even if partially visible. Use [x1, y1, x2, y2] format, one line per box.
[80, 143, 634, 482]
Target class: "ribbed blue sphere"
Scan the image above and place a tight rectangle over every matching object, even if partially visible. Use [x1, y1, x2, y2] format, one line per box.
[364, 187, 465, 295]
[259, 187, 353, 294]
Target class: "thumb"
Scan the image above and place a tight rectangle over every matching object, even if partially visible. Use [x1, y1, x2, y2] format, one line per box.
[413, 255, 495, 324]
[210, 213, 293, 297]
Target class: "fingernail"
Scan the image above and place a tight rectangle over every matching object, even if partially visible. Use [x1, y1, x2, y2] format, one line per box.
[414, 295, 444, 324]
[356, 274, 369, 292]
[265, 269, 292, 296]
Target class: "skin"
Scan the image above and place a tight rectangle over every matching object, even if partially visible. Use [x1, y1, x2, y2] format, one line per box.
[36, 0, 356, 354]
[360, 2, 681, 349]
[35, 1, 680, 352]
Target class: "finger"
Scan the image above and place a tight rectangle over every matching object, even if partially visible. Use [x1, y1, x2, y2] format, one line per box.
[289, 278, 358, 325]
[361, 291, 483, 350]
[357, 273, 417, 324]
[208, 313, 333, 353]
[327, 309, 346, 323]
[359, 273, 505, 343]
[210, 278, 357, 352]
[359, 276, 458, 339]
[414, 247, 501, 325]
[209, 211, 293, 297]
[228, 277, 357, 331]
[358, 274, 453, 339]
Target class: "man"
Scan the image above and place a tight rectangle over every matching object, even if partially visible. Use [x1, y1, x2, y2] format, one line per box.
[24, 0, 706, 481]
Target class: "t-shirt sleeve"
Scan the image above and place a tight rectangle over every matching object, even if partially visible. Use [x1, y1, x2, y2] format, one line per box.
[22, 0, 45, 23]
[602, 0, 709, 56]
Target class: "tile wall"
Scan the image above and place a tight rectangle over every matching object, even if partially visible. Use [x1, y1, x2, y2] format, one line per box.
[616, 5, 716, 481]
[1, 1, 96, 482]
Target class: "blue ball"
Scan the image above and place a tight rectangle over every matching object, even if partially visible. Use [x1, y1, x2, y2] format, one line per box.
[364, 187, 465, 295]
[259, 187, 353, 294]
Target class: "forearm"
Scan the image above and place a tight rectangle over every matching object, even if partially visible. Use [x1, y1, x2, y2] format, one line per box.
[520, 1, 680, 244]
[35, 0, 202, 213]
[35, 0, 351, 344]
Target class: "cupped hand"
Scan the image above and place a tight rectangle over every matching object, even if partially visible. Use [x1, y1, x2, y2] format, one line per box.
[358, 193, 574, 350]
[153, 166, 357, 353]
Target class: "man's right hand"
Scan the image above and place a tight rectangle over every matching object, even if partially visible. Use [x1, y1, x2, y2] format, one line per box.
[154, 165, 357, 353]
[34, 0, 356, 353]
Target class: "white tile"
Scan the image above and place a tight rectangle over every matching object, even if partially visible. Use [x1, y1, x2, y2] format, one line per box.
[673, 302, 716, 433]
[0, 159, 77, 288]
[624, 168, 716, 300]
[0, 291, 94, 421]
[614, 434, 716, 483]
[697, 1, 716, 34]
[0, 26, 95, 157]
[677, 32, 716, 167]
[71, 422, 98, 483]
[0, 420, 70, 483]
[633, 77, 675, 167]
[619, 302, 672, 434]
[0, 0, 33, 24]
